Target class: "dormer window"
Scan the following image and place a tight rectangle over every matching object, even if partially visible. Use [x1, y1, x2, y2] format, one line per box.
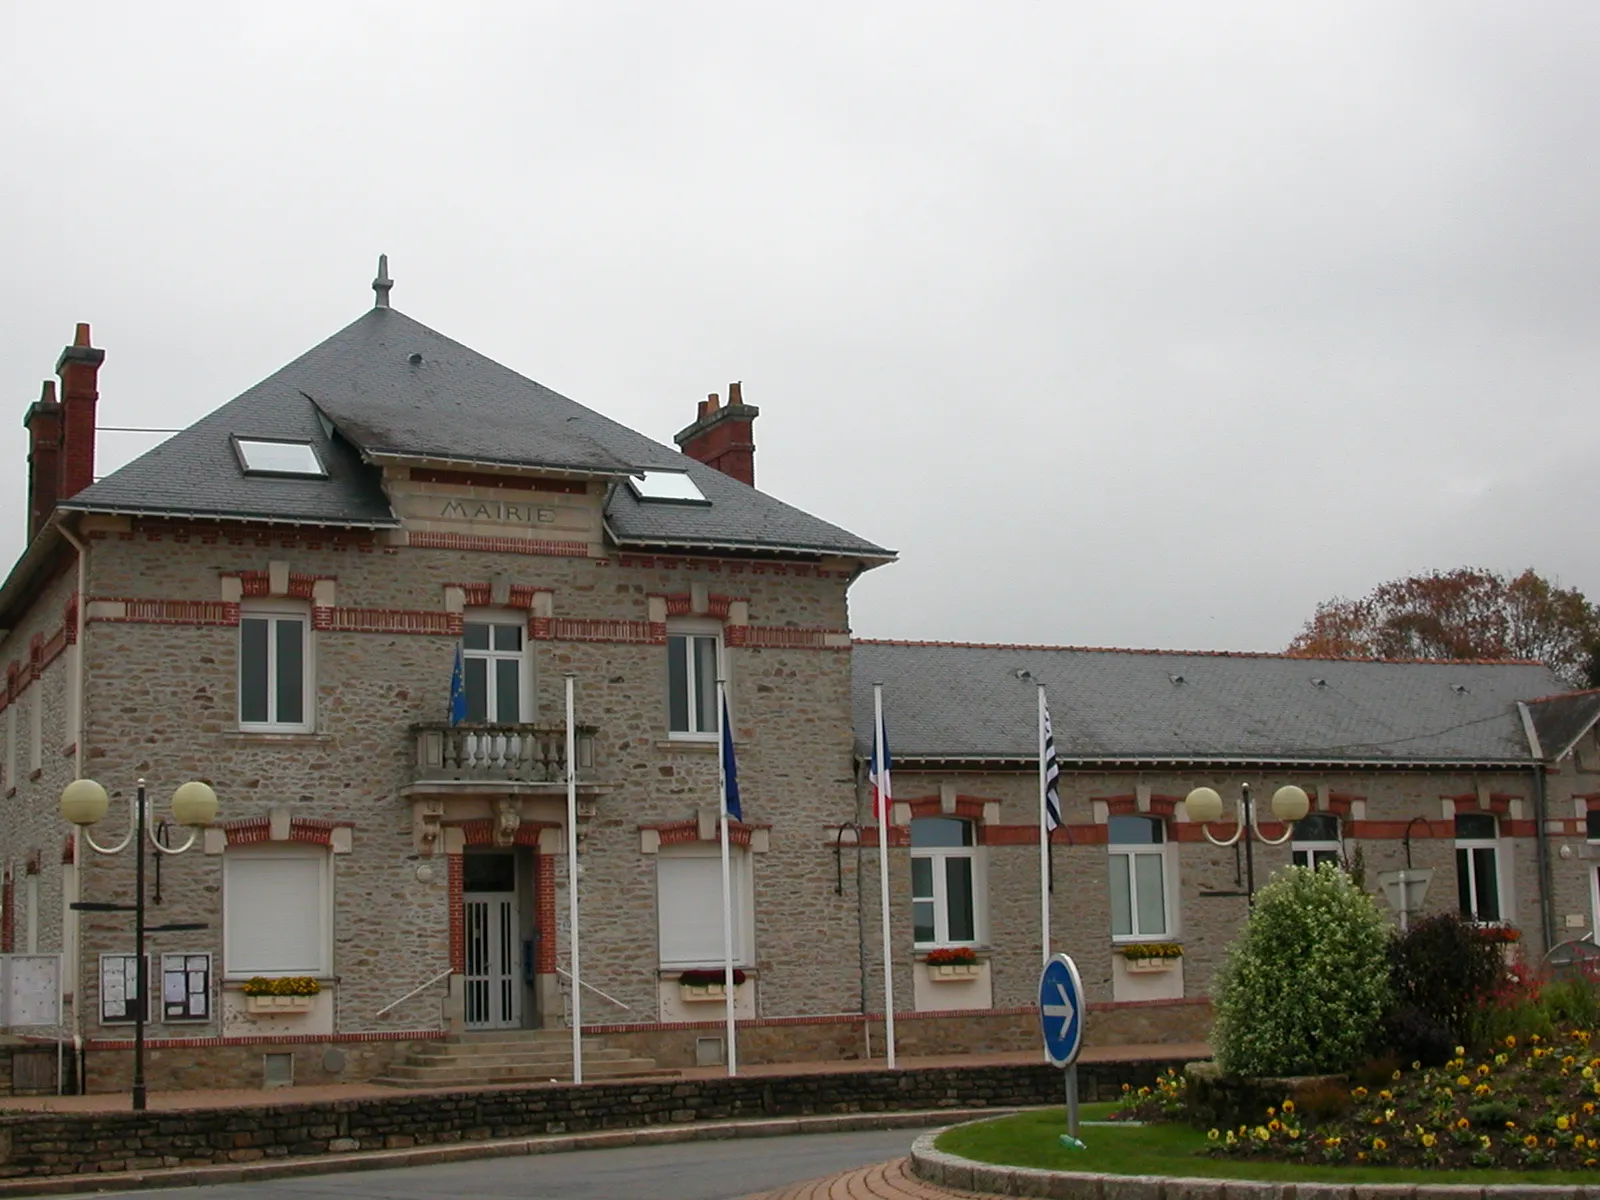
[234, 437, 327, 478]
[628, 471, 707, 505]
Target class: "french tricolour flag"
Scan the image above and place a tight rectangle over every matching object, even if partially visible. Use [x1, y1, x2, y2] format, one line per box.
[869, 717, 892, 822]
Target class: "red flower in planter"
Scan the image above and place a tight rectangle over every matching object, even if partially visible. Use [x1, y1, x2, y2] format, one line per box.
[924, 947, 980, 966]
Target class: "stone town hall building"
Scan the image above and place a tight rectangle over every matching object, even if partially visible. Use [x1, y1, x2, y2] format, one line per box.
[4, 269, 1600, 1092]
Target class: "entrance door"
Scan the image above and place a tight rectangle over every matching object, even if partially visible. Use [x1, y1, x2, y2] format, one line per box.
[463, 853, 520, 1029]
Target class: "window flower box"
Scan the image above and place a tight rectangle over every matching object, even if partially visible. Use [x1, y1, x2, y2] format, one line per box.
[1117, 942, 1183, 972]
[923, 947, 983, 981]
[246, 994, 315, 1014]
[676, 968, 745, 1002]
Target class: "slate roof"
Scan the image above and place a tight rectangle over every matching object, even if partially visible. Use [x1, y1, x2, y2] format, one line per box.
[59, 306, 891, 560]
[851, 641, 1569, 766]
[1524, 690, 1600, 761]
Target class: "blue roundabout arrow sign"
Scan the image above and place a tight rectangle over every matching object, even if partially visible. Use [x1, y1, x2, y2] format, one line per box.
[1038, 952, 1084, 1068]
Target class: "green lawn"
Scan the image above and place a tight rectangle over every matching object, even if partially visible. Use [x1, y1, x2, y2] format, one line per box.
[936, 1106, 1600, 1186]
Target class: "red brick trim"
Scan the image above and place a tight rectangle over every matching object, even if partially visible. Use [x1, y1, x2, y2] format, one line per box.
[1347, 818, 1452, 840]
[530, 617, 664, 644]
[410, 531, 590, 558]
[95, 598, 242, 627]
[224, 571, 333, 600]
[1098, 794, 1180, 819]
[1577, 793, 1600, 811]
[662, 594, 740, 620]
[448, 854, 465, 974]
[978, 823, 1104, 846]
[644, 818, 768, 848]
[62, 594, 78, 645]
[218, 817, 350, 846]
[126, 520, 379, 550]
[617, 555, 852, 580]
[313, 607, 463, 636]
[734, 627, 850, 650]
[62, 834, 75, 865]
[75, 1029, 445, 1051]
[447, 583, 543, 611]
[1322, 792, 1361, 817]
[1443, 791, 1519, 816]
[903, 796, 988, 822]
[410, 467, 589, 495]
[579, 996, 1208, 1036]
[535, 854, 557, 974]
[454, 818, 559, 848]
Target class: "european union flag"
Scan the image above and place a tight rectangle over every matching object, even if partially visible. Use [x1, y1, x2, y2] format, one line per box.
[449, 645, 468, 726]
[721, 694, 742, 822]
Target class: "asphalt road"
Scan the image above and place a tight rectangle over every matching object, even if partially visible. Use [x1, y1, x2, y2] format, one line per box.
[97, 1129, 918, 1200]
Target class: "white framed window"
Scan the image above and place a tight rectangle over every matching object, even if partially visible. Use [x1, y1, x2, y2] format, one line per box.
[1291, 813, 1343, 871]
[656, 844, 753, 968]
[1454, 811, 1504, 923]
[667, 621, 721, 739]
[1586, 810, 1600, 843]
[462, 614, 530, 724]
[911, 817, 984, 947]
[223, 844, 332, 977]
[238, 603, 312, 732]
[1109, 815, 1171, 940]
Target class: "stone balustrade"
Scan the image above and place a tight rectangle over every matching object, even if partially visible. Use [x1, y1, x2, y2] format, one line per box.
[412, 723, 597, 784]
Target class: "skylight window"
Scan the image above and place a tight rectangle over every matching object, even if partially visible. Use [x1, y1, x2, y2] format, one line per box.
[628, 471, 707, 504]
[234, 438, 327, 478]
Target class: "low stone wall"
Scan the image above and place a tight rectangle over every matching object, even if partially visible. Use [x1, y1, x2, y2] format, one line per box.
[0, 1058, 1191, 1180]
[1183, 1061, 1343, 1131]
[79, 1038, 426, 1094]
[593, 998, 1210, 1071]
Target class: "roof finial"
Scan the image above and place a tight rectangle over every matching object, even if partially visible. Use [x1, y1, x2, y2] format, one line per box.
[372, 254, 393, 308]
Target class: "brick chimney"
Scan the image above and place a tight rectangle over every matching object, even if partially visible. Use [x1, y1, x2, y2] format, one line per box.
[24, 381, 63, 542]
[56, 323, 104, 502]
[674, 381, 759, 487]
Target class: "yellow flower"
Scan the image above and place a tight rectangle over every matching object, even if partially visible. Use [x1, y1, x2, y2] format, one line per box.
[1533, 1035, 1543, 1044]
[1504, 1036, 1516, 1048]
[1422, 1132, 1436, 1147]
[1456, 1118, 1470, 1129]
[1480, 1135, 1491, 1149]
[1379, 1089, 1393, 1101]
[1588, 1159, 1598, 1168]
[1266, 1106, 1276, 1117]
[1506, 1121, 1517, 1130]
[1288, 1129, 1300, 1140]
[1352, 1086, 1368, 1099]
[1268, 1120, 1282, 1132]
[1323, 1136, 1341, 1148]
[1207, 1128, 1219, 1141]
[1254, 1126, 1270, 1142]
[1585, 1065, 1596, 1080]
[1281, 1100, 1295, 1113]
[1459, 1045, 1469, 1055]
[1558, 1116, 1571, 1131]
[1585, 1102, 1596, 1115]
[1477, 1064, 1490, 1077]
[1457, 1075, 1471, 1087]
[1525, 1134, 1539, 1148]
[1411, 1061, 1421, 1070]
[1474, 1084, 1492, 1097]
[1548, 1137, 1558, 1149]
[1391, 1070, 1401, 1082]
[1373, 1138, 1388, 1151]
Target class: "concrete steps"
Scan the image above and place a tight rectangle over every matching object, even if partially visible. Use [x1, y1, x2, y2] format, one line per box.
[373, 1030, 669, 1089]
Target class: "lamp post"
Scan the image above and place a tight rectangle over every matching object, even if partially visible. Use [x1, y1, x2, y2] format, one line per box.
[60, 777, 218, 1111]
[1183, 783, 1310, 903]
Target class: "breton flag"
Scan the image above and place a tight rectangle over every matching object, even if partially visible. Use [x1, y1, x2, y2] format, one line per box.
[448, 646, 468, 726]
[721, 693, 743, 822]
[1042, 697, 1061, 832]
[869, 718, 892, 821]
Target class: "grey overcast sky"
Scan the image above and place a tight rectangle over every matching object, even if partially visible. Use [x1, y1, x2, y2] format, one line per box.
[3, 2, 1597, 652]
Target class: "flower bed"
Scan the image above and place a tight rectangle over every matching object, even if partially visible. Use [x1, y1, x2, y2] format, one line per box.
[1127, 1027, 1600, 1171]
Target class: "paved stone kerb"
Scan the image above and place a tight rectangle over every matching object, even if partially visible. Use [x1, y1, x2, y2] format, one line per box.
[909, 1118, 1600, 1199]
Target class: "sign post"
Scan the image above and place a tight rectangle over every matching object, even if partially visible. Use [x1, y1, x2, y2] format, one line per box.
[1038, 952, 1087, 1150]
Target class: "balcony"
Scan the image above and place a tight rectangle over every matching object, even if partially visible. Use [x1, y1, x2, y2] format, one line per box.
[411, 722, 597, 785]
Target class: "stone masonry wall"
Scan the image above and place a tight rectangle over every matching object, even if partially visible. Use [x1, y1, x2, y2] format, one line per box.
[42, 523, 862, 1056]
[0, 1057, 1191, 1179]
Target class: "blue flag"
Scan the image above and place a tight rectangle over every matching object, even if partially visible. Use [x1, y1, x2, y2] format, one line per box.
[449, 645, 468, 726]
[721, 694, 742, 822]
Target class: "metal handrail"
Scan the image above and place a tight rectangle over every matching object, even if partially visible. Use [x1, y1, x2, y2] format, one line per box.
[556, 967, 631, 1011]
[376, 967, 454, 1018]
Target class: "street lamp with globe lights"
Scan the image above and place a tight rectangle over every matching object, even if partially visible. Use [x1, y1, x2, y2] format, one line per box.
[1183, 783, 1311, 904]
[60, 778, 219, 1110]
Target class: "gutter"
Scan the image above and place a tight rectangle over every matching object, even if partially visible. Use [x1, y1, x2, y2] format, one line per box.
[54, 502, 401, 529]
[1519, 701, 1557, 952]
[873, 754, 1543, 772]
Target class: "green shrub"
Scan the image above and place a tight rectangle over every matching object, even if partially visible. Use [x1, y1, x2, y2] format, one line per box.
[1539, 975, 1600, 1027]
[1211, 863, 1392, 1077]
[1466, 1099, 1518, 1128]
[1387, 912, 1505, 1044]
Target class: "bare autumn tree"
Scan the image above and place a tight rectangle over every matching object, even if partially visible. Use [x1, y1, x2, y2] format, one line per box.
[1287, 568, 1600, 687]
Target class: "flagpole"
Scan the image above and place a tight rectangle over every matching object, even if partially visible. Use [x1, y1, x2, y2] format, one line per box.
[565, 673, 582, 1085]
[873, 682, 897, 1070]
[1038, 684, 1050, 966]
[717, 678, 738, 1077]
